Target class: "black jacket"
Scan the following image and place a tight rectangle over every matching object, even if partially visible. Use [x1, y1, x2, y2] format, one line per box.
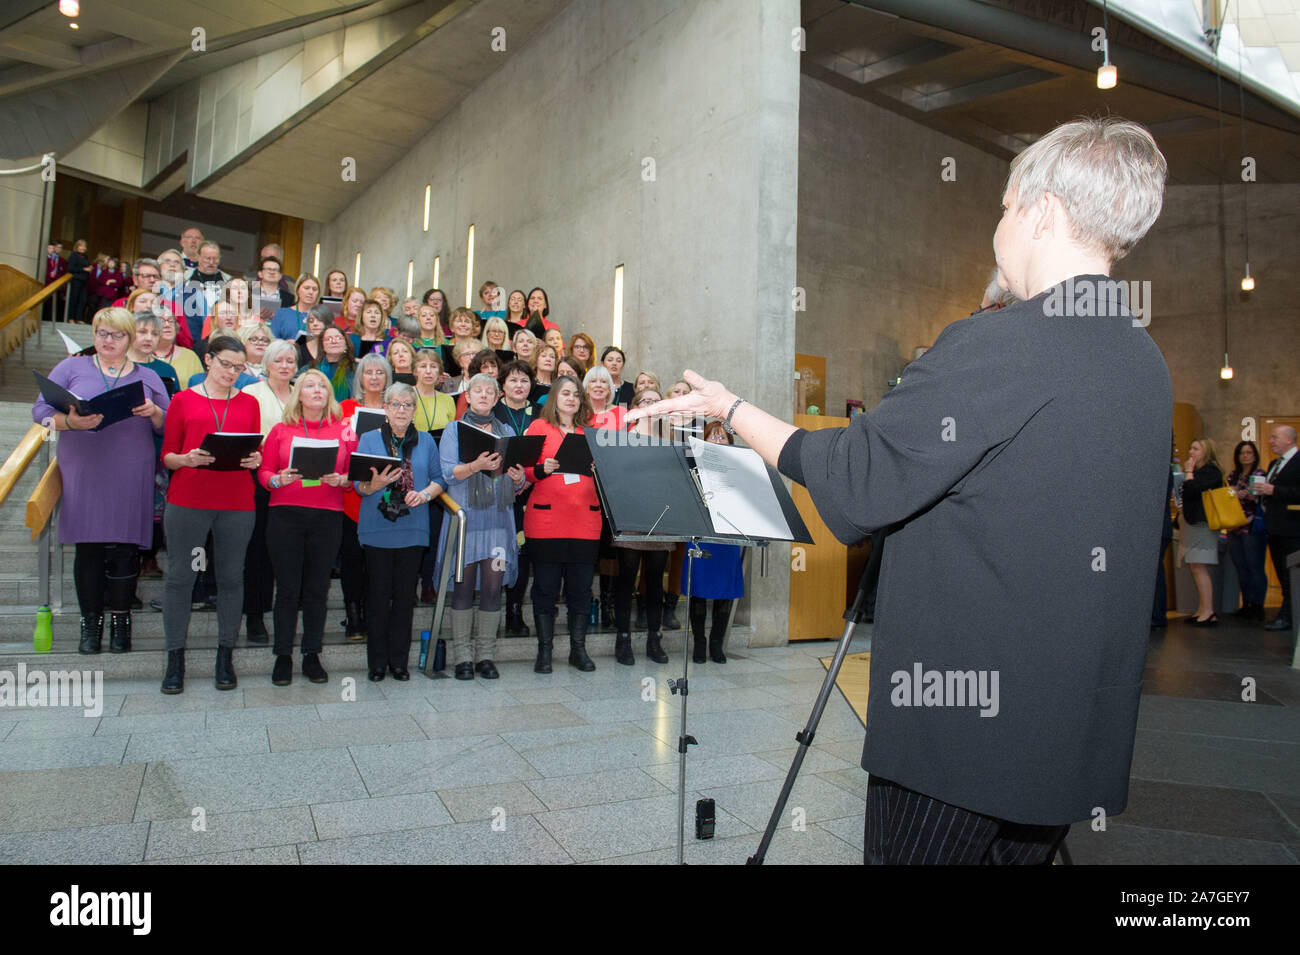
[779, 275, 1171, 825]
[1181, 462, 1223, 525]
[1264, 452, 1300, 537]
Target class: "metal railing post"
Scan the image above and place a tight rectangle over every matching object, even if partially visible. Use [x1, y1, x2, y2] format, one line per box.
[424, 503, 466, 678]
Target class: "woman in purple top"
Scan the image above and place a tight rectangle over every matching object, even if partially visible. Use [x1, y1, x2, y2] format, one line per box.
[32, 307, 168, 655]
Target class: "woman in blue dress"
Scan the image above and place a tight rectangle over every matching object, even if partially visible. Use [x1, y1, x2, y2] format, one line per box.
[436, 373, 529, 680]
[683, 421, 747, 663]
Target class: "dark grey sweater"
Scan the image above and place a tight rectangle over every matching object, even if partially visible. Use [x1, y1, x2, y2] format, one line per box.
[778, 275, 1172, 825]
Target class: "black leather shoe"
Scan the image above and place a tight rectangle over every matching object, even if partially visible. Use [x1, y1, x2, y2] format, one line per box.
[108, 612, 132, 653]
[246, 614, 269, 644]
[475, 660, 499, 679]
[302, 653, 328, 683]
[78, 614, 103, 654]
[614, 633, 634, 666]
[389, 665, 410, 681]
[161, 649, 184, 694]
[645, 631, 669, 664]
[272, 655, 292, 686]
[1189, 614, 1219, 627]
[1264, 616, 1292, 631]
[368, 669, 386, 682]
[454, 662, 474, 680]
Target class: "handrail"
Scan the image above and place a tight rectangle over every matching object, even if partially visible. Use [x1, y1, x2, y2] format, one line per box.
[26, 457, 61, 540]
[438, 492, 466, 584]
[0, 424, 49, 509]
[0, 273, 69, 334]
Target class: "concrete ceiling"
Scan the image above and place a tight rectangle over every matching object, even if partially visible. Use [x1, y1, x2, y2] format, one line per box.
[803, 0, 1300, 184]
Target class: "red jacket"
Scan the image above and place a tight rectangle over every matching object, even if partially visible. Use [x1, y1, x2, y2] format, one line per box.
[522, 420, 601, 541]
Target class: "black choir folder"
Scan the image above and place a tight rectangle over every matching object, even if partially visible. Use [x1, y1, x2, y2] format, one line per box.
[347, 452, 401, 483]
[34, 371, 145, 432]
[555, 432, 593, 475]
[198, 432, 263, 470]
[288, 438, 339, 480]
[585, 436, 813, 544]
[456, 421, 544, 470]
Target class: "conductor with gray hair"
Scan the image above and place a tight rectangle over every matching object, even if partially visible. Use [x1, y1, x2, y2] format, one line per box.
[632, 117, 1172, 864]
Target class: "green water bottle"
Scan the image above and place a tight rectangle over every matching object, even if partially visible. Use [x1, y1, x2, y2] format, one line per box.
[33, 606, 53, 653]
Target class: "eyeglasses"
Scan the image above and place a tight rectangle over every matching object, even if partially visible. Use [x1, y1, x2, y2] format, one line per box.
[387, 401, 415, 411]
[636, 397, 660, 407]
[248, 338, 271, 346]
[212, 356, 247, 373]
[94, 329, 128, 341]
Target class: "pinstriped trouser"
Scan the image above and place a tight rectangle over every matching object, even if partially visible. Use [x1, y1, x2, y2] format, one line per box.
[864, 774, 1069, 865]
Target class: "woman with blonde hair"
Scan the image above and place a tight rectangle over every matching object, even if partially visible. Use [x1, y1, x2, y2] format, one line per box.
[543, 327, 565, 356]
[238, 322, 273, 379]
[1180, 437, 1225, 626]
[386, 338, 417, 384]
[481, 316, 512, 355]
[259, 369, 358, 684]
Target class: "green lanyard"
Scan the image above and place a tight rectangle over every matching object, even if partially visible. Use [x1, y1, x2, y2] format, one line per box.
[198, 382, 232, 433]
[93, 355, 126, 393]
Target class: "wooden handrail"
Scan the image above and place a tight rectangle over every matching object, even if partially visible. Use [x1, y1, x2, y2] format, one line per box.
[438, 491, 461, 515]
[25, 457, 61, 540]
[0, 273, 69, 333]
[0, 424, 49, 508]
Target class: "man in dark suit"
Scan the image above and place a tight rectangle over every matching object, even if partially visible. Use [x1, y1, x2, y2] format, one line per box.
[635, 117, 1171, 864]
[1257, 425, 1300, 631]
[43, 242, 66, 322]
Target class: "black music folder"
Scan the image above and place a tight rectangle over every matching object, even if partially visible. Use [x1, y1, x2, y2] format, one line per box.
[456, 421, 545, 471]
[554, 432, 594, 475]
[347, 452, 402, 483]
[197, 432, 264, 470]
[34, 371, 146, 432]
[288, 437, 339, 480]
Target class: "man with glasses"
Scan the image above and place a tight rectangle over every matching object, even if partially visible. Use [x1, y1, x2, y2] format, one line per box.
[182, 241, 230, 344]
[113, 257, 192, 347]
[179, 227, 204, 270]
[259, 243, 296, 297]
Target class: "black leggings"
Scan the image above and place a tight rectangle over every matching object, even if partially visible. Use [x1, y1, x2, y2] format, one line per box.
[75, 542, 138, 616]
[451, 558, 505, 611]
[616, 548, 666, 632]
[689, 597, 733, 639]
[340, 516, 366, 606]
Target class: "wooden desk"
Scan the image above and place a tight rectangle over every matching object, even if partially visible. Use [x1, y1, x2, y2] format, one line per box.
[787, 414, 855, 640]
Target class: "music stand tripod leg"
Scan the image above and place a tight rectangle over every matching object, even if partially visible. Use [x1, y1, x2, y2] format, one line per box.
[746, 530, 884, 864]
[670, 537, 703, 865]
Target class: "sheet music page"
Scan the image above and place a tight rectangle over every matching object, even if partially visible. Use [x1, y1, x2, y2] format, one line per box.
[688, 438, 792, 540]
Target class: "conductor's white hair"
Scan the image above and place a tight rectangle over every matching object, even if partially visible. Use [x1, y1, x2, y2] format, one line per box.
[1006, 117, 1167, 263]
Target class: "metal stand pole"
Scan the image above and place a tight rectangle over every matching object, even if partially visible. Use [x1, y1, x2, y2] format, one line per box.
[669, 536, 703, 864]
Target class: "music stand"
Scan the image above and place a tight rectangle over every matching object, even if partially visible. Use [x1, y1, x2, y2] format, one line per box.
[587, 434, 811, 864]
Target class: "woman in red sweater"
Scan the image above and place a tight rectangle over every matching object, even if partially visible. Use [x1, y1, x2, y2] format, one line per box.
[159, 335, 263, 694]
[259, 369, 358, 686]
[524, 376, 602, 673]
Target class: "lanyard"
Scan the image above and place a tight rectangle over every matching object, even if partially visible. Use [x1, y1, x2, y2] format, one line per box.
[417, 391, 436, 430]
[501, 402, 528, 436]
[93, 355, 126, 393]
[199, 382, 232, 433]
[302, 416, 325, 440]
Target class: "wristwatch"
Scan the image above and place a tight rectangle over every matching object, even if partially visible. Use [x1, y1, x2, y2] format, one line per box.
[723, 397, 746, 435]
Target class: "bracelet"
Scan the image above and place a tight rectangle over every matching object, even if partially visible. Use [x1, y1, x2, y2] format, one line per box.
[723, 397, 746, 435]
[271, 475, 281, 489]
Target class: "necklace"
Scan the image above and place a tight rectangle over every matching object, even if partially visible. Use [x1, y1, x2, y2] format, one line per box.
[198, 381, 233, 432]
[93, 354, 127, 392]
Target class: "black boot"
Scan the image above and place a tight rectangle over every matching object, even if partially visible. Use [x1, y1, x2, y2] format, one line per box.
[568, 613, 595, 671]
[709, 600, 730, 663]
[506, 602, 531, 638]
[344, 602, 365, 641]
[215, 646, 237, 690]
[646, 630, 669, 664]
[246, 613, 269, 643]
[534, 613, 554, 674]
[615, 632, 635, 666]
[634, 595, 647, 630]
[108, 612, 132, 653]
[662, 593, 682, 631]
[161, 649, 184, 694]
[690, 598, 707, 664]
[78, 614, 103, 654]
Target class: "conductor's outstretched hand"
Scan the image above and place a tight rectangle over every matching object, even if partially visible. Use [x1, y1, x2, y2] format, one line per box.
[625, 369, 736, 424]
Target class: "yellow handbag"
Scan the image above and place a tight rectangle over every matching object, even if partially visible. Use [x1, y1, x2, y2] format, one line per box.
[1202, 478, 1249, 531]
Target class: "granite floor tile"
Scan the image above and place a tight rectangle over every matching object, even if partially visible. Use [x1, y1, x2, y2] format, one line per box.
[118, 691, 245, 715]
[525, 767, 671, 811]
[0, 696, 123, 719]
[6, 714, 103, 739]
[310, 791, 454, 838]
[413, 702, 589, 739]
[134, 748, 368, 819]
[0, 734, 127, 771]
[241, 681, 389, 707]
[203, 703, 323, 730]
[268, 715, 427, 752]
[314, 697, 439, 721]
[699, 774, 866, 830]
[1266, 791, 1300, 830]
[816, 768, 870, 799]
[757, 699, 866, 742]
[123, 726, 271, 762]
[1142, 667, 1283, 704]
[0, 764, 145, 834]
[676, 685, 785, 715]
[138, 845, 300, 865]
[636, 708, 805, 759]
[562, 678, 670, 702]
[434, 781, 547, 822]
[1064, 821, 1297, 864]
[502, 722, 676, 777]
[506, 686, 583, 705]
[1130, 729, 1300, 794]
[0, 822, 149, 864]
[753, 746, 859, 776]
[561, 695, 679, 724]
[1135, 696, 1300, 742]
[1117, 777, 1299, 842]
[0, 719, 13, 740]
[145, 805, 317, 859]
[721, 668, 830, 688]
[298, 814, 572, 864]
[534, 792, 752, 862]
[817, 813, 865, 851]
[93, 710, 208, 737]
[350, 735, 540, 796]
[593, 825, 861, 865]
[641, 753, 786, 792]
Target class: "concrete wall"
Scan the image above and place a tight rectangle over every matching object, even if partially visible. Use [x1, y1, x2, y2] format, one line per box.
[1117, 183, 1300, 449]
[0, 167, 52, 279]
[61, 105, 150, 189]
[305, 0, 801, 642]
[795, 75, 1007, 416]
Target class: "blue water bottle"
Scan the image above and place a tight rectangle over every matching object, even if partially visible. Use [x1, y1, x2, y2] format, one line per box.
[589, 599, 599, 627]
[418, 630, 431, 669]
